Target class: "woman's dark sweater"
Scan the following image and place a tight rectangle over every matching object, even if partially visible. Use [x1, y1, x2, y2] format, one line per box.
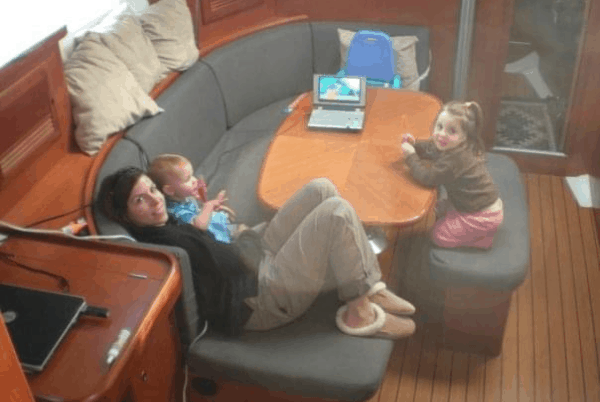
[128, 220, 258, 337]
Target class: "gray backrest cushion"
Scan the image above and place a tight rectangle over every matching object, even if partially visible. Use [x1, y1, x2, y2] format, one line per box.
[310, 22, 430, 91]
[203, 23, 314, 128]
[125, 61, 227, 169]
[92, 139, 144, 237]
[92, 141, 203, 349]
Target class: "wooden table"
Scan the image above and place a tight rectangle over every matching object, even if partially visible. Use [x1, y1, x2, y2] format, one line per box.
[258, 88, 442, 226]
[0, 232, 183, 402]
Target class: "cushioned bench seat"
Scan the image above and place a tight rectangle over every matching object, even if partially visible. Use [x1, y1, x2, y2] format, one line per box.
[188, 292, 394, 401]
[428, 153, 529, 355]
[93, 20, 433, 400]
[429, 153, 529, 290]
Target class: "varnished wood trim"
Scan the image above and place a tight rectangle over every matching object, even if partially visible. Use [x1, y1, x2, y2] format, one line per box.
[198, 12, 309, 57]
[83, 132, 126, 235]
[149, 71, 182, 99]
[201, 0, 264, 25]
[0, 117, 57, 175]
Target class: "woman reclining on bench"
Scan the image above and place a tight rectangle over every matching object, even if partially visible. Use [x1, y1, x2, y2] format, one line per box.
[97, 167, 417, 339]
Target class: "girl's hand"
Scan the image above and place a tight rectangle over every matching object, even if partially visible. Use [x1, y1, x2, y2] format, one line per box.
[401, 133, 416, 145]
[401, 142, 416, 155]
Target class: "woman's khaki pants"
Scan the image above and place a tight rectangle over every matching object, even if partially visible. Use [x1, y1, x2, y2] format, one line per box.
[244, 178, 382, 331]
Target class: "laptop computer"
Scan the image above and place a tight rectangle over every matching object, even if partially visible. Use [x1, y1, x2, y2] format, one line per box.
[307, 74, 367, 131]
[0, 283, 87, 372]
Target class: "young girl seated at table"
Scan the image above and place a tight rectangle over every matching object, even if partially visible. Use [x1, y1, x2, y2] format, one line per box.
[400, 101, 504, 249]
[148, 153, 246, 244]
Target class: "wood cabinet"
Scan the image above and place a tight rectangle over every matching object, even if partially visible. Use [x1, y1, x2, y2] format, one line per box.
[0, 232, 184, 402]
[128, 312, 183, 402]
[0, 315, 35, 402]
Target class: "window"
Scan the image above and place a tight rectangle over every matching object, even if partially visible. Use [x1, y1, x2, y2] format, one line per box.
[1, 0, 127, 68]
[201, 0, 264, 24]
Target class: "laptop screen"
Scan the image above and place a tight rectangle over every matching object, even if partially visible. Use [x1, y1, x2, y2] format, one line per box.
[0, 283, 86, 372]
[312, 75, 367, 108]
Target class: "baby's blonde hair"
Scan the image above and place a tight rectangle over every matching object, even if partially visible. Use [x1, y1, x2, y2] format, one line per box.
[438, 101, 485, 155]
[148, 153, 191, 189]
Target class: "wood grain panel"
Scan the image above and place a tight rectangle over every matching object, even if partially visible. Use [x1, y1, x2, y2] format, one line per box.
[501, 289, 518, 402]
[517, 176, 535, 402]
[538, 175, 569, 402]
[483, 352, 502, 402]
[468, 0, 514, 149]
[448, 351, 469, 402]
[550, 175, 586, 402]
[0, 315, 35, 402]
[201, 0, 264, 24]
[563, 179, 600, 402]
[465, 354, 486, 402]
[579, 204, 600, 377]
[527, 174, 553, 402]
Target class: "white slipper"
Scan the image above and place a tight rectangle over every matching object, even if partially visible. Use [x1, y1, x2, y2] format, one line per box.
[336, 303, 416, 340]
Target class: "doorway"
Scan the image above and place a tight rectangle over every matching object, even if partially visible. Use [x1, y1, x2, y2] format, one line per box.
[494, 0, 586, 154]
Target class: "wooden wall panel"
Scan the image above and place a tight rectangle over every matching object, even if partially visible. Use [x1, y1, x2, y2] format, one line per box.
[0, 315, 35, 402]
[562, 0, 600, 177]
[468, 0, 515, 149]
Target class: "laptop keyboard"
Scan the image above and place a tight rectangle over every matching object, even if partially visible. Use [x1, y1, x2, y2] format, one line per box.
[308, 109, 364, 130]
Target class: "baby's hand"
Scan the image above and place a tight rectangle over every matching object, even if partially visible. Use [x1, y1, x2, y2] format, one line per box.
[219, 205, 237, 221]
[401, 133, 415, 145]
[197, 176, 208, 202]
[401, 142, 416, 155]
[216, 190, 227, 205]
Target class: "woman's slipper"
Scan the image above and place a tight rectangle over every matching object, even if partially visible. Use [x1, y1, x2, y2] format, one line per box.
[335, 303, 416, 340]
[367, 282, 416, 316]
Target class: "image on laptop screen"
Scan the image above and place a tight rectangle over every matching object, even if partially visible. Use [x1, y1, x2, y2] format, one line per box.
[318, 76, 362, 103]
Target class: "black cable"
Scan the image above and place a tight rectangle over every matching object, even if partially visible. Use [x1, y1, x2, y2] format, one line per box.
[25, 204, 91, 228]
[198, 59, 231, 128]
[122, 136, 150, 170]
[0, 252, 70, 293]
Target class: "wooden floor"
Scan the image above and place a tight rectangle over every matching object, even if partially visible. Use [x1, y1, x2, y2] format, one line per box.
[369, 173, 600, 402]
[193, 172, 600, 402]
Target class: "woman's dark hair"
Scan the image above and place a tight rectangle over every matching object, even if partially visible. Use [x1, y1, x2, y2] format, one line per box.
[96, 167, 145, 226]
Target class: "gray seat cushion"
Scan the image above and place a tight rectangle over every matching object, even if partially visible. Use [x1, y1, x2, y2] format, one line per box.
[187, 291, 394, 402]
[197, 97, 295, 227]
[429, 153, 529, 291]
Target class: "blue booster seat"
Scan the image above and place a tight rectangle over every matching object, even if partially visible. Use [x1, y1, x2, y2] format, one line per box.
[338, 30, 402, 89]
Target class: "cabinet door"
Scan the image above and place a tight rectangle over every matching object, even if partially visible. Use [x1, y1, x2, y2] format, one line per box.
[129, 312, 183, 402]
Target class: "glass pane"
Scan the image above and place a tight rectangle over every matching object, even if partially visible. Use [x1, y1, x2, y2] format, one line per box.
[495, 0, 586, 154]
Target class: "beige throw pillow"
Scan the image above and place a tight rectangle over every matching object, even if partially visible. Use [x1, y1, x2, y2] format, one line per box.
[337, 29, 421, 91]
[96, 12, 165, 92]
[140, 0, 199, 72]
[65, 32, 163, 156]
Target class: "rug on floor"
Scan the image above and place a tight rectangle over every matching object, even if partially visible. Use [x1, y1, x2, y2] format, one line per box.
[495, 100, 557, 151]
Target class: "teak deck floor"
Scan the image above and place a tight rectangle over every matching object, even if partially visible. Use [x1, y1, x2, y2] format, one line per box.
[194, 173, 600, 402]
